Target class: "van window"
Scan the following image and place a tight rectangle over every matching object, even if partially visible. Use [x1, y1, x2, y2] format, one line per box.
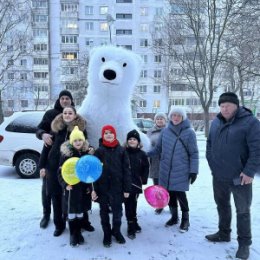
[5, 113, 43, 133]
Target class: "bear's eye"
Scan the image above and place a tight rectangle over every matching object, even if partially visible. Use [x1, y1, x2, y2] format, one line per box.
[101, 57, 105, 62]
[123, 63, 127, 67]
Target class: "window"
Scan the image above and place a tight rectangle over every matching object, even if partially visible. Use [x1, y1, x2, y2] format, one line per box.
[20, 45, 26, 52]
[34, 85, 48, 92]
[62, 52, 78, 60]
[100, 22, 109, 31]
[32, 0, 47, 8]
[117, 45, 132, 50]
[153, 85, 161, 93]
[140, 70, 147, 78]
[7, 45, 13, 52]
[140, 23, 149, 32]
[140, 7, 148, 16]
[154, 38, 162, 47]
[62, 67, 78, 75]
[139, 100, 147, 107]
[33, 29, 48, 37]
[169, 99, 185, 106]
[85, 6, 93, 15]
[153, 100, 161, 108]
[7, 100, 14, 108]
[116, 13, 132, 19]
[61, 19, 78, 29]
[116, 29, 132, 35]
[100, 6, 108, 15]
[154, 70, 162, 78]
[21, 100, 29, 108]
[139, 85, 147, 93]
[34, 72, 48, 78]
[140, 39, 148, 47]
[61, 3, 78, 12]
[20, 73, 27, 80]
[141, 55, 148, 63]
[34, 43, 47, 51]
[20, 59, 27, 66]
[86, 38, 94, 46]
[7, 59, 14, 66]
[33, 14, 48, 22]
[61, 35, 77, 44]
[7, 73, 14, 80]
[34, 99, 49, 106]
[186, 98, 201, 106]
[34, 58, 48, 65]
[116, 0, 132, 3]
[171, 83, 190, 91]
[155, 7, 164, 15]
[85, 22, 94, 31]
[154, 23, 163, 32]
[154, 55, 162, 63]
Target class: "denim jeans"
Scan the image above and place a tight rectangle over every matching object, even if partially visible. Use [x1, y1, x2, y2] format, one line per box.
[213, 177, 252, 246]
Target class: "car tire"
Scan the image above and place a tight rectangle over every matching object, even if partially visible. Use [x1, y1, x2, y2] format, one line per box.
[15, 153, 40, 178]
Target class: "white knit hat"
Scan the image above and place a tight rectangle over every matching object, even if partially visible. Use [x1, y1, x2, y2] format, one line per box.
[154, 112, 167, 122]
[168, 106, 187, 120]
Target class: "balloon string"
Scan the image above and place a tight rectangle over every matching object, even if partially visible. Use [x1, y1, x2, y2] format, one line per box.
[91, 183, 95, 191]
[68, 189, 71, 215]
[132, 183, 143, 190]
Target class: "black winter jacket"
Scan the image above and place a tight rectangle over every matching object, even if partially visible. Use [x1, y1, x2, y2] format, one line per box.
[58, 141, 92, 214]
[94, 141, 132, 197]
[125, 146, 149, 194]
[206, 106, 260, 182]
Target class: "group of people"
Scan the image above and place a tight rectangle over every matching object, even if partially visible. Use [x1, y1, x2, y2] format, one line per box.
[36, 90, 260, 260]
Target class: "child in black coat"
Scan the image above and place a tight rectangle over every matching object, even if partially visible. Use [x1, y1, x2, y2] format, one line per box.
[58, 126, 94, 247]
[91, 125, 132, 248]
[124, 129, 149, 239]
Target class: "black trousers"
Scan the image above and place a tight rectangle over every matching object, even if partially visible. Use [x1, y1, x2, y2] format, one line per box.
[124, 193, 139, 222]
[153, 178, 159, 185]
[99, 194, 123, 233]
[168, 190, 189, 212]
[213, 177, 252, 246]
[41, 176, 51, 216]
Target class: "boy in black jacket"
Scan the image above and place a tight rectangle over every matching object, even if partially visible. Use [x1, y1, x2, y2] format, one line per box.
[124, 129, 149, 239]
[91, 125, 131, 247]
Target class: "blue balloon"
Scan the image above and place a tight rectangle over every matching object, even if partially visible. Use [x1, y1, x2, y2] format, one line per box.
[75, 155, 102, 183]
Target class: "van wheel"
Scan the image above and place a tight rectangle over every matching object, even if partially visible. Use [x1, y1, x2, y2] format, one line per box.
[15, 153, 40, 178]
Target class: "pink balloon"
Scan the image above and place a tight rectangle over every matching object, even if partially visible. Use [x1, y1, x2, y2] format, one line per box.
[144, 185, 170, 209]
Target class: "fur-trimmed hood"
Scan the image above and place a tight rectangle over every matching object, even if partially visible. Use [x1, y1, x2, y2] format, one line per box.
[60, 140, 90, 157]
[51, 113, 86, 133]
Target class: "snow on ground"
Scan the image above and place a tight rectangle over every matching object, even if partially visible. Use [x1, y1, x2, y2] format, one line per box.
[0, 134, 260, 260]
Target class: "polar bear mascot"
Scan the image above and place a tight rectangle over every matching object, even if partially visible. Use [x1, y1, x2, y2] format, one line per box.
[79, 45, 151, 151]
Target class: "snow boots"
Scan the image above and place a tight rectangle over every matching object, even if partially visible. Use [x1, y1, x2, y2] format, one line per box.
[179, 211, 190, 232]
[40, 214, 50, 229]
[81, 212, 95, 232]
[102, 224, 112, 248]
[236, 245, 250, 260]
[205, 231, 231, 242]
[165, 207, 178, 227]
[127, 221, 136, 240]
[112, 226, 126, 244]
[69, 218, 84, 247]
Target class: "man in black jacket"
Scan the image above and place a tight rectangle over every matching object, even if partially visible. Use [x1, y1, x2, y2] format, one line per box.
[206, 92, 260, 260]
[36, 90, 74, 229]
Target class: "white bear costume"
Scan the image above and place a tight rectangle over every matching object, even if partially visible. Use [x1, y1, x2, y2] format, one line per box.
[79, 45, 151, 151]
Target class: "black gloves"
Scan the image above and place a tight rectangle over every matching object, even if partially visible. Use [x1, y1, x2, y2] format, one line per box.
[189, 173, 197, 185]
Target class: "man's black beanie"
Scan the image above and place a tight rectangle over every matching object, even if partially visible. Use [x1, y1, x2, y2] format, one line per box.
[59, 90, 73, 101]
[218, 92, 239, 106]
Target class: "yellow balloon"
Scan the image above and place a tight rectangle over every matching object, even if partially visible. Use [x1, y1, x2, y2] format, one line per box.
[61, 157, 80, 185]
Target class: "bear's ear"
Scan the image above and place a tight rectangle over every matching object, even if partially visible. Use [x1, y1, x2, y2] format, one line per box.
[89, 46, 100, 57]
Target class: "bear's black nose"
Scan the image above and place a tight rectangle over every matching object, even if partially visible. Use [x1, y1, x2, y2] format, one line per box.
[103, 69, 116, 80]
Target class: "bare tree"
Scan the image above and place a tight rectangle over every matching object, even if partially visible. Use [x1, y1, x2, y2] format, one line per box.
[151, 0, 247, 136]
[0, 0, 31, 123]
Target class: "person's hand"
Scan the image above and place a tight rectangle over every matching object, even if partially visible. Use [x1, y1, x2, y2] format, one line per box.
[124, 192, 130, 198]
[189, 173, 197, 184]
[88, 147, 95, 155]
[66, 185, 73, 191]
[91, 191, 98, 201]
[42, 133, 53, 146]
[39, 168, 46, 178]
[240, 172, 253, 185]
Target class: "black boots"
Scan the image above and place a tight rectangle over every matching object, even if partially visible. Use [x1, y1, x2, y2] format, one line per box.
[53, 222, 65, 237]
[103, 224, 112, 248]
[205, 231, 231, 242]
[69, 219, 84, 247]
[40, 215, 50, 229]
[155, 208, 163, 215]
[112, 226, 126, 244]
[81, 212, 95, 232]
[179, 211, 190, 232]
[165, 207, 178, 227]
[127, 221, 136, 239]
[236, 245, 250, 260]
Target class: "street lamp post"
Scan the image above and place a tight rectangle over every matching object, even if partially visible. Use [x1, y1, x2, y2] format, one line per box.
[106, 14, 115, 44]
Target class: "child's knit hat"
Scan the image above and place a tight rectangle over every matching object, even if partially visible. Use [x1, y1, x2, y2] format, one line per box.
[101, 125, 117, 138]
[127, 129, 141, 143]
[70, 126, 85, 144]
